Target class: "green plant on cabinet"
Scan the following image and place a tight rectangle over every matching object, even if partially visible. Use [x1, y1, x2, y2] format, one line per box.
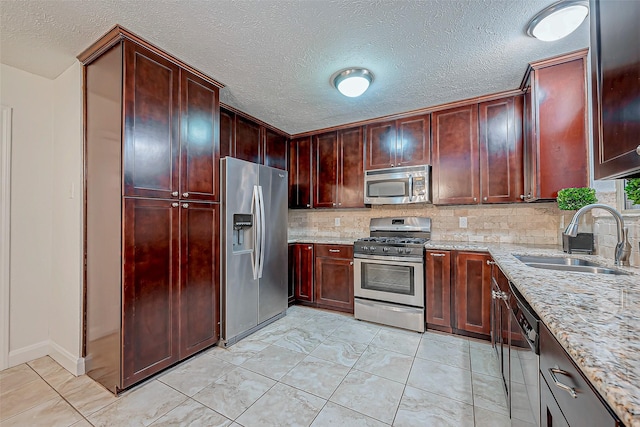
[556, 187, 598, 210]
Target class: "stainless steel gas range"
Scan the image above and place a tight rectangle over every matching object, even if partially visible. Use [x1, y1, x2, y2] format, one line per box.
[353, 217, 431, 332]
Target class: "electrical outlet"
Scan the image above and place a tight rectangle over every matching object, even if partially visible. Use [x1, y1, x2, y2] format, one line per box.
[335, 217, 341, 226]
[459, 217, 468, 228]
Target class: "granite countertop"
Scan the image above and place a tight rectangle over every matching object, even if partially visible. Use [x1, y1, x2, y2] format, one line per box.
[287, 236, 357, 245]
[426, 240, 640, 427]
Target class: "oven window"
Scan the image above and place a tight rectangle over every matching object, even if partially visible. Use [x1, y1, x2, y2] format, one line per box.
[361, 263, 414, 295]
[367, 180, 407, 197]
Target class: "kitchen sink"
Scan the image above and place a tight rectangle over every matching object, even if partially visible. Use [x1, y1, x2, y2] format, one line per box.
[513, 255, 631, 276]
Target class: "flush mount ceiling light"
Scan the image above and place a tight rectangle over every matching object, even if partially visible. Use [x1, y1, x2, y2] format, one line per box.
[527, 0, 589, 41]
[331, 68, 374, 97]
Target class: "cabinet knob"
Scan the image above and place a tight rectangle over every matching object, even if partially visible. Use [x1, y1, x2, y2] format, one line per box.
[306, 204, 311, 208]
[636, 145, 640, 155]
[338, 203, 342, 206]
[483, 197, 488, 201]
[473, 197, 477, 202]
[182, 203, 189, 208]
[307, 246, 313, 250]
[171, 202, 179, 208]
[182, 192, 189, 198]
[171, 191, 179, 197]
[390, 164, 394, 167]
[333, 203, 336, 206]
[350, 261, 354, 265]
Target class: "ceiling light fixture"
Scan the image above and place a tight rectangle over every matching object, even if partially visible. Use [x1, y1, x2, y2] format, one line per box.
[332, 68, 374, 97]
[527, 0, 589, 42]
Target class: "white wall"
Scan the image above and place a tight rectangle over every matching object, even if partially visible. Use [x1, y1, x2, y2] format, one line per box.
[50, 62, 84, 374]
[0, 62, 84, 374]
[1, 64, 54, 364]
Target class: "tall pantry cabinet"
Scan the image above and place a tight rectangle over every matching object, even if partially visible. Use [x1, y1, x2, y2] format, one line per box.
[80, 27, 223, 392]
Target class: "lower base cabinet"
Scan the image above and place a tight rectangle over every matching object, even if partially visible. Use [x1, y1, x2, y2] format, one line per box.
[539, 323, 621, 427]
[288, 243, 354, 313]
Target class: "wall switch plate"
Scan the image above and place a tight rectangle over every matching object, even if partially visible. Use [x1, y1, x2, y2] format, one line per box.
[335, 217, 340, 226]
[459, 217, 468, 228]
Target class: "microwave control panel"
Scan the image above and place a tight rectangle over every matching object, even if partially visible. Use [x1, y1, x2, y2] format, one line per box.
[412, 176, 426, 196]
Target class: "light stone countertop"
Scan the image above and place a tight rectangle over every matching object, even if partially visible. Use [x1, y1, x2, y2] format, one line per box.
[287, 236, 357, 245]
[425, 240, 640, 427]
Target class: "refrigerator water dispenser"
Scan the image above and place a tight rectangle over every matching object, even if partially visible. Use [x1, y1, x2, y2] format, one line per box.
[232, 214, 253, 251]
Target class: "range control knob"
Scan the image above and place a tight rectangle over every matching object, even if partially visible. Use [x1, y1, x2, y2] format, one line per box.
[362, 246, 368, 251]
[382, 247, 389, 253]
[370, 246, 376, 251]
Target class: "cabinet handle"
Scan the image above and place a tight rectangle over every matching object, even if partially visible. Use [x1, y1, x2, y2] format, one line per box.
[636, 145, 640, 156]
[182, 192, 189, 198]
[520, 193, 531, 200]
[182, 203, 189, 208]
[430, 253, 446, 257]
[487, 260, 496, 266]
[171, 191, 179, 197]
[549, 367, 578, 399]
[171, 202, 179, 208]
[329, 249, 341, 253]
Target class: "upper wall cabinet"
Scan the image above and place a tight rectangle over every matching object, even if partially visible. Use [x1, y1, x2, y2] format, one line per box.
[220, 107, 288, 170]
[521, 50, 589, 201]
[312, 127, 365, 209]
[590, 0, 640, 179]
[432, 104, 479, 205]
[365, 114, 430, 170]
[289, 136, 312, 209]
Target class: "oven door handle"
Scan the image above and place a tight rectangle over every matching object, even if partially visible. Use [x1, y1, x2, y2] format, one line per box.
[354, 254, 423, 263]
[408, 174, 414, 202]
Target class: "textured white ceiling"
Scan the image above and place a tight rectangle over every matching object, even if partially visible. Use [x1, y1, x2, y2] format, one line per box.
[0, 0, 589, 134]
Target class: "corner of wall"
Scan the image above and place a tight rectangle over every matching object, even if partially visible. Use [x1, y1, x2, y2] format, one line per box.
[49, 340, 85, 376]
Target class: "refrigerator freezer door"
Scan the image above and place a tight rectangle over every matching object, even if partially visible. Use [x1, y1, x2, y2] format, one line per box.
[257, 166, 288, 324]
[221, 157, 259, 341]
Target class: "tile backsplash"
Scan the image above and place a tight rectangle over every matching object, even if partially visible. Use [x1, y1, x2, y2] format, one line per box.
[288, 195, 640, 268]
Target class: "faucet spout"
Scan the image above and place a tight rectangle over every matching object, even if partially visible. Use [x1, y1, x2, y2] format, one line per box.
[563, 203, 631, 266]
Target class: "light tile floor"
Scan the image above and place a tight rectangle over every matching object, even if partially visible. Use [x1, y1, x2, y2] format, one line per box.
[0, 306, 537, 426]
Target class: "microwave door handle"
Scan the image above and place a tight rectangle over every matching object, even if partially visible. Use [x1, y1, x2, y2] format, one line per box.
[408, 175, 414, 201]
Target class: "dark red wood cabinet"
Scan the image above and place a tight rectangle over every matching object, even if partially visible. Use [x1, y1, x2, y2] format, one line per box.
[291, 244, 315, 302]
[219, 107, 288, 170]
[479, 96, 524, 203]
[425, 250, 452, 332]
[82, 33, 223, 393]
[454, 251, 492, 338]
[289, 137, 312, 209]
[522, 51, 589, 201]
[590, 0, 640, 179]
[312, 127, 365, 209]
[365, 115, 430, 170]
[432, 105, 479, 205]
[539, 323, 621, 427]
[314, 245, 354, 313]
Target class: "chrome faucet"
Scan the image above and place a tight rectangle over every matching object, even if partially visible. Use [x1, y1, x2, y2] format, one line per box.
[563, 203, 631, 266]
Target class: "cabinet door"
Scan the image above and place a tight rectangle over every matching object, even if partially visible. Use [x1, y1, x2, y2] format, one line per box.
[532, 57, 588, 200]
[315, 247, 354, 313]
[122, 198, 179, 387]
[479, 96, 524, 203]
[313, 132, 339, 208]
[339, 127, 365, 208]
[219, 108, 235, 159]
[396, 114, 430, 167]
[289, 137, 312, 209]
[454, 251, 492, 337]
[425, 251, 452, 331]
[366, 120, 396, 169]
[179, 202, 219, 358]
[123, 42, 180, 199]
[288, 245, 295, 305]
[264, 128, 288, 170]
[432, 105, 479, 205]
[590, 0, 640, 179]
[541, 374, 570, 427]
[180, 70, 220, 202]
[293, 244, 314, 302]
[235, 115, 261, 164]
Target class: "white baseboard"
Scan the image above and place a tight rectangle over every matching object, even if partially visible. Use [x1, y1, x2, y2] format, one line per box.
[8, 340, 49, 367]
[7, 340, 85, 376]
[49, 341, 85, 376]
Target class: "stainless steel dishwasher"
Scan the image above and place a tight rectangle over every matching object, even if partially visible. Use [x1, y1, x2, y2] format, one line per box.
[509, 281, 541, 427]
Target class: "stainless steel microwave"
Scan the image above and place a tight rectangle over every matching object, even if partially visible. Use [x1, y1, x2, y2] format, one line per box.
[364, 164, 431, 205]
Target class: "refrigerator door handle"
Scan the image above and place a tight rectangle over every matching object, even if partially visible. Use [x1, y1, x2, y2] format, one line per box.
[257, 185, 266, 279]
[251, 185, 260, 280]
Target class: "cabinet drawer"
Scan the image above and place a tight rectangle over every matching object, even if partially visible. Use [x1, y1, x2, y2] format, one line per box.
[539, 324, 620, 427]
[314, 244, 353, 259]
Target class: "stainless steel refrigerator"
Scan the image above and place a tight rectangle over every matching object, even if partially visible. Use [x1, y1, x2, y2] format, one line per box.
[220, 157, 288, 346]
